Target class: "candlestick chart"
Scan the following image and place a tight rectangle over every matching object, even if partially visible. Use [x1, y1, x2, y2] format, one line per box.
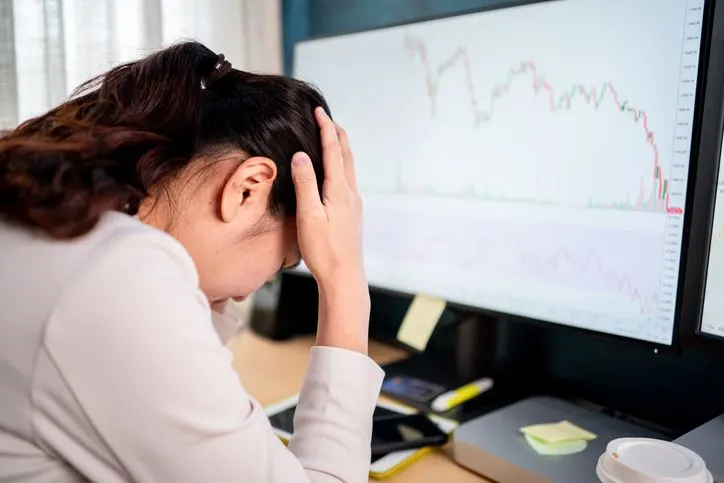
[292, 0, 703, 345]
[392, 35, 680, 214]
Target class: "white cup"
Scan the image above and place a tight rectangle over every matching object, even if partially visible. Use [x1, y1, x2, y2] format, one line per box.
[597, 438, 713, 483]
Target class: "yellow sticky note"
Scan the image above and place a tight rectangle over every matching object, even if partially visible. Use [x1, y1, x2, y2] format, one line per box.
[396, 294, 446, 351]
[523, 434, 588, 456]
[520, 420, 597, 444]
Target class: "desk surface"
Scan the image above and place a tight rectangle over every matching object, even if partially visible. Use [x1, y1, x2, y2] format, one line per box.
[229, 331, 488, 483]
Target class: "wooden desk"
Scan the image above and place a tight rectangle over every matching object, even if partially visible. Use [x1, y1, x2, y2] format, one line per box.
[229, 331, 488, 483]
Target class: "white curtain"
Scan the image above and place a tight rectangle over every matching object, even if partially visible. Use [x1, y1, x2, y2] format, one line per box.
[0, 0, 279, 328]
[0, 0, 282, 130]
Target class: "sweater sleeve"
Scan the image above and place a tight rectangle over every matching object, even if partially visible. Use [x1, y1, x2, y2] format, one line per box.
[36, 234, 384, 483]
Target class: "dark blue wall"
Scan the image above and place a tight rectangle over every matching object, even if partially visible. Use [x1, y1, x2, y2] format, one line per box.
[308, 0, 502, 36]
[282, 0, 511, 74]
[282, 0, 310, 75]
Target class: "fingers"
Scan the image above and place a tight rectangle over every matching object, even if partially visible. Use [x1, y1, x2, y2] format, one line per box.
[315, 107, 344, 183]
[336, 125, 357, 191]
[291, 152, 322, 213]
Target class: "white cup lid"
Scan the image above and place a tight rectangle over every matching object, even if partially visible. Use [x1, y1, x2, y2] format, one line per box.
[597, 438, 712, 483]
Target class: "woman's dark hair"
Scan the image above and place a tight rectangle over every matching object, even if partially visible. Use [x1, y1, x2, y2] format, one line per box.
[0, 41, 329, 239]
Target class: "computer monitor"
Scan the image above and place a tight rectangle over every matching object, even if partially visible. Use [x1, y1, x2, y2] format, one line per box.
[683, 51, 724, 348]
[293, 0, 714, 347]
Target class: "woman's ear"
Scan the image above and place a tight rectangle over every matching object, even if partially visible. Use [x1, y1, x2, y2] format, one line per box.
[220, 156, 277, 223]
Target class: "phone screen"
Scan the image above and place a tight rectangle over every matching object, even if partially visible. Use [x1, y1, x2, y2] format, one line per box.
[268, 406, 296, 434]
[268, 405, 402, 462]
[370, 414, 447, 455]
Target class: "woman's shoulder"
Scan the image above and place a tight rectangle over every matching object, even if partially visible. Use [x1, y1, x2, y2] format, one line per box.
[93, 212, 196, 269]
[71, 211, 200, 289]
[0, 211, 199, 299]
[0, 212, 204, 363]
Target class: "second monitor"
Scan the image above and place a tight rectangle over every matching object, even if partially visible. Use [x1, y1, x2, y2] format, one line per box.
[293, 0, 712, 347]
[700, 140, 724, 340]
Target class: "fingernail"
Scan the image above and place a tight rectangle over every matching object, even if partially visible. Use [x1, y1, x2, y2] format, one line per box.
[315, 106, 327, 117]
[292, 152, 310, 165]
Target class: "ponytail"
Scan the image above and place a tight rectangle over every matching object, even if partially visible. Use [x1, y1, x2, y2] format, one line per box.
[0, 42, 222, 238]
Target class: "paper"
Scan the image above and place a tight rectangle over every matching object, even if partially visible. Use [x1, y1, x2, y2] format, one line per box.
[520, 420, 597, 444]
[524, 434, 588, 456]
[396, 294, 447, 351]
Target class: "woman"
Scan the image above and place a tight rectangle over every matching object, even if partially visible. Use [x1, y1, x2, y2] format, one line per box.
[0, 42, 381, 482]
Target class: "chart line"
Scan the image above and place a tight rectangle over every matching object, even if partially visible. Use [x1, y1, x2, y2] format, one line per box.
[519, 245, 658, 315]
[404, 35, 681, 215]
[367, 224, 659, 315]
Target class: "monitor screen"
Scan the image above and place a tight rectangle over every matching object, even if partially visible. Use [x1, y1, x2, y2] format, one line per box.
[293, 0, 708, 345]
[700, 133, 724, 339]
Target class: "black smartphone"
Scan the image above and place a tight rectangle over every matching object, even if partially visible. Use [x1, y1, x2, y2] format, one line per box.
[371, 413, 448, 457]
[268, 404, 406, 463]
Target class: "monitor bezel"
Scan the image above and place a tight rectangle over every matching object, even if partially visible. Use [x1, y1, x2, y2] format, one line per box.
[680, 0, 724, 354]
[291, 0, 719, 354]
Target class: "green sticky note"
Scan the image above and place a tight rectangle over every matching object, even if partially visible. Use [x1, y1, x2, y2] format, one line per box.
[520, 420, 597, 444]
[524, 434, 588, 456]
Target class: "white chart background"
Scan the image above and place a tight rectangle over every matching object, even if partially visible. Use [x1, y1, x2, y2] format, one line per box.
[701, 142, 724, 338]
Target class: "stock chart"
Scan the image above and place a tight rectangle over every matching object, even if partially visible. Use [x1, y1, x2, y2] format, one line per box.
[294, 0, 705, 344]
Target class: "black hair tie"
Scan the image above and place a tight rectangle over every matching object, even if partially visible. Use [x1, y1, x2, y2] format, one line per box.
[209, 54, 232, 81]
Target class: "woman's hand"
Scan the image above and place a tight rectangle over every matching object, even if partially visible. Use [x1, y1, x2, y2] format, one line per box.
[292, 107, 364, 284]
[292, 107, 370, 354]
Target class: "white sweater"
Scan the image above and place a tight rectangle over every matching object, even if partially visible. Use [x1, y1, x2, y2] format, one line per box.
[0, 212, 384, 483]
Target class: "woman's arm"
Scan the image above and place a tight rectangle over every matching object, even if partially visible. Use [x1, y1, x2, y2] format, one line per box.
[33, 235, 382, 483]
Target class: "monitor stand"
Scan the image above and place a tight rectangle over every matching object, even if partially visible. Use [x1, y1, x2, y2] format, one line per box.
[380, 311, 550, 419]
[380, 313, 502, 415]
[453, 396, 665, 483]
